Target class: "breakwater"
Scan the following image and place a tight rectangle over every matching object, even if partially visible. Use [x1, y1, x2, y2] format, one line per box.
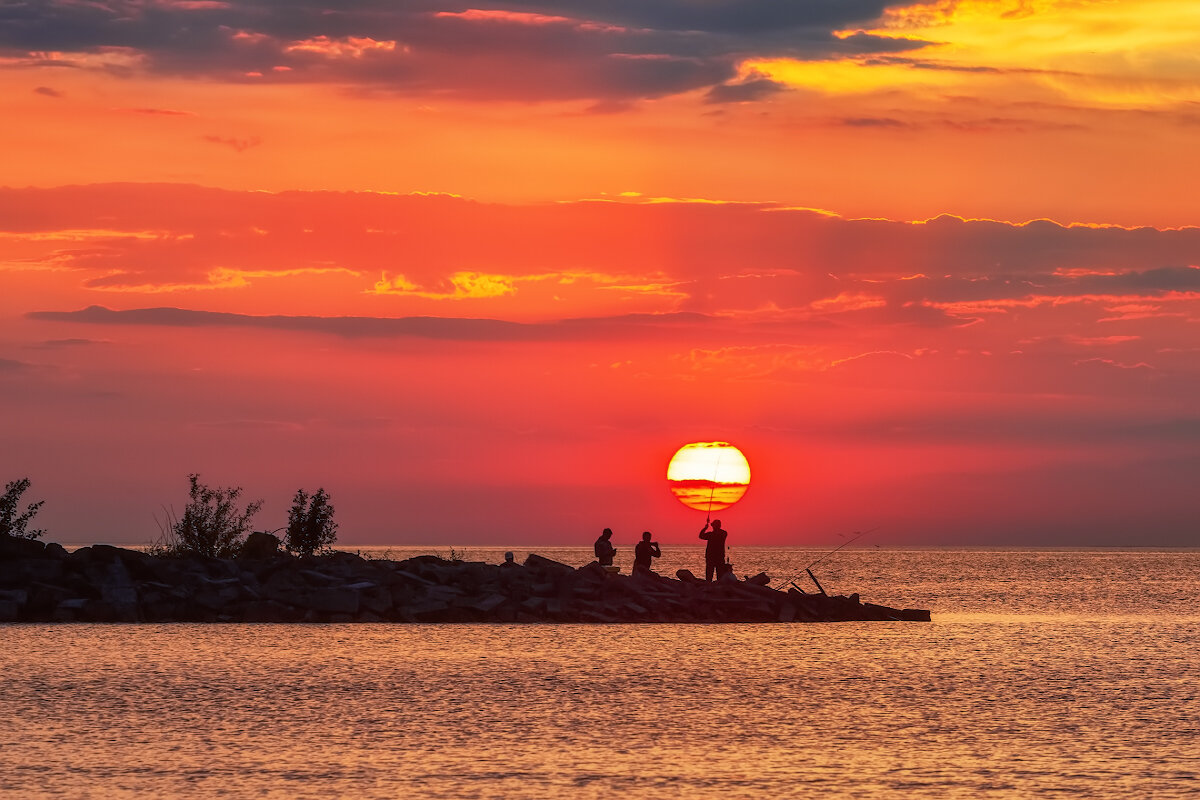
[0, 535, 930, 623]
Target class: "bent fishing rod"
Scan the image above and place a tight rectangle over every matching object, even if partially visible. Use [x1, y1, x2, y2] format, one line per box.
[774, 527, 880, 594]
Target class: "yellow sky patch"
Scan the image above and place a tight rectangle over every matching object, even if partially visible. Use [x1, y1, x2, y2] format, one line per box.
[750, 0, 1200, 107]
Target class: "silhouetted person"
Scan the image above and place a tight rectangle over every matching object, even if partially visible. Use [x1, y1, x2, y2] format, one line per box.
[594, 528, 616, 566]
[633, 531, 661, 573]
[699, 519, 728, 581]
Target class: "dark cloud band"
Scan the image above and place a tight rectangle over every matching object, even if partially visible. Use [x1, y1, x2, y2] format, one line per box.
[0, 0, 927, 101]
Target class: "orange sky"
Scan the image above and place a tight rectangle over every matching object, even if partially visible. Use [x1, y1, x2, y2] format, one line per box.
[1, 1, 1197, 545]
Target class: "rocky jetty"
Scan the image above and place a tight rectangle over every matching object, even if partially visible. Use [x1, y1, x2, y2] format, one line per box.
[0, 535, 931, 624]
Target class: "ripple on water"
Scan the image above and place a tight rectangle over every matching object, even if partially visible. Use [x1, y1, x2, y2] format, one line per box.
[2, 549, 1199, 799]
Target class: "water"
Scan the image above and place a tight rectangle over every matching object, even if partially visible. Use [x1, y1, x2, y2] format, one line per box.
[3, 548, 1198, 799]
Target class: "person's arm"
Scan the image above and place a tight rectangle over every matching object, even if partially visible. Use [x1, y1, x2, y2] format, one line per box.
[651, 543, 661, 557]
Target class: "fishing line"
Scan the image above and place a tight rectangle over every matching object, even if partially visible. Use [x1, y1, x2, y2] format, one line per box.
[773, 527, 879, 591]
[806, 527, 878, 571]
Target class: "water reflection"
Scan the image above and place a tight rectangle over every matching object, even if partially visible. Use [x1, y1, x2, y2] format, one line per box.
[2, 549, 1198, 799]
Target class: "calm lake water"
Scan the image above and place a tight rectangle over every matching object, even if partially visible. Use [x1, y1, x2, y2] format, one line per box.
[3, 547, 1198, 799]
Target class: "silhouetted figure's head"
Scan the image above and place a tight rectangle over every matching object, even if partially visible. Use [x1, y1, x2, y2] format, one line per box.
[711, 519, 722, 530]
[642, 531, 652, 541]
[601, 528, 612, 540]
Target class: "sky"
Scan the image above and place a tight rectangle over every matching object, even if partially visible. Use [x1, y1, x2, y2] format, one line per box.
[1, 0, 1197, 547]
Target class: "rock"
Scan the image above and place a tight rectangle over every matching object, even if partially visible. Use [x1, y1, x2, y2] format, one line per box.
[299, 569, 339, 586]
[13, 559, 65, 584]
[575, 561, 609, 581]
[353, 584, 393, 615]
[0, 599, 20, 621]
[901, 608, 932, 622]
[240, 531, 280, 559]
[0, 588, 29, 607]
[191, 576, 243, 611]
[80, 599, 119, 622]
[242, 600, 299, 623]
[523, 554, 573, 573]
[0, 536, 47, 559]
[89, 544, 124, 563]
[426, 585, 465, 603]
[578, 606, 618, 623]
[25, 582, 73, 615]
[470, 593, 507, 613]
[52, 598, 87, 622]
[303, 586, 360, 616]
[391, 569, 436, 587]
[88, 559, 139, 620]
[520, 597, 546, 614]
[262, 572, 306, 604]
[676, 569, 700, 583]
[622, 600, 648, 616]
[746, 572, 771, 586]
[66, 546, 93, 566]
[400, 598, 450, 621]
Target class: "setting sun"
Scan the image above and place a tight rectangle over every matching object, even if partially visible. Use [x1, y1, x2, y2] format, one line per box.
[666, 442, 751, 513]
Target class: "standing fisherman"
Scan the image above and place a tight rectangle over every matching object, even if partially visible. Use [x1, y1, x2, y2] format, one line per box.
[594, 528, 617, 567]
[699, 519, 728, 581]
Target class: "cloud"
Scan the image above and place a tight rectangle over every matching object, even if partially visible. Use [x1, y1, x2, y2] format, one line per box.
[26, 304, 723, 342]
[0, 1, 930, 102]
[125, 107, 194, 116]
[4, 184, 1200, 322]
[31, 338, 109, 348]
[33, 85, 63, 97]
[703, 76, 789, 104]
[839, 116, 909, 128]
[0, 357, 35, 372]
[201, 134, 261, 151]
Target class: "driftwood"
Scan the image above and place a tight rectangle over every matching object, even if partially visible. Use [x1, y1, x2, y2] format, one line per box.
[0, 535, 931, 624]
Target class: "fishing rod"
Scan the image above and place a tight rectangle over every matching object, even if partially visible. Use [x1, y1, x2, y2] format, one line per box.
[773, 527, 879, 594]
[705, 451, 724, 524]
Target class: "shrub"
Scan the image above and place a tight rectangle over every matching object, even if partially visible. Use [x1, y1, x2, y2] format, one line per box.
[0, 478, 45, 539]
[285, 488, 338, 556]
[171, 473, 262, 558]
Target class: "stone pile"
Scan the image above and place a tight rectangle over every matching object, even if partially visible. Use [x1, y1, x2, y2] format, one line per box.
[0, 535, 931, 624]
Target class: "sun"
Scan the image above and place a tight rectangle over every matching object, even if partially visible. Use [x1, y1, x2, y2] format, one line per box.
[666, 442, 751, 513]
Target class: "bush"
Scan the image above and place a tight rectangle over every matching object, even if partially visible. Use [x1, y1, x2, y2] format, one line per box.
[171, 474, 262, 558]
[285, 488, 338, 556]
[0, 478, 45, 539]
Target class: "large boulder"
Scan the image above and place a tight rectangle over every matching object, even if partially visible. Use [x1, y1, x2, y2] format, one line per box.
[240, 531, 280, 559]
[523, 553, 573, 573]
[303, 586, 360, 615]
[86, 558, 139, 621]
[0, 536, 47, 559]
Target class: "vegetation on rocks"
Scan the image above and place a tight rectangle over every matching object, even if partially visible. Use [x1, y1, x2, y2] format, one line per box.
[167, 474, 263, 558]
[0, 478, 45, 540]
[285, 488, 337, 556]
